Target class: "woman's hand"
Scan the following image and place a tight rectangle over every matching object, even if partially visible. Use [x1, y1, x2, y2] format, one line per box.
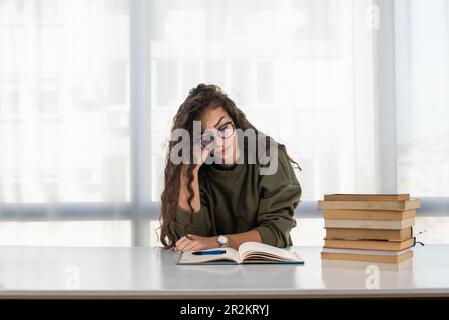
[193, 145, 212, 172]
[192, 141, 214, 172]
[174, 234, 219, 252]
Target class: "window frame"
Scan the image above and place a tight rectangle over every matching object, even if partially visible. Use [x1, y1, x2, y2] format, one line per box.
[0, 0, 448, 248]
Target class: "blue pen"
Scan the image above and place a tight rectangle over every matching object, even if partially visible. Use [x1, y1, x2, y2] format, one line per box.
[192, 249, 226, 255]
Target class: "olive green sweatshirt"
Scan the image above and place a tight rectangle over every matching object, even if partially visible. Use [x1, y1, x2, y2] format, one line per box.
[170, 147, 302, 248]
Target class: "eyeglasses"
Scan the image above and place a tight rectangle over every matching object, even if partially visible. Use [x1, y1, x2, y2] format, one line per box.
[200, 121, 235, 148]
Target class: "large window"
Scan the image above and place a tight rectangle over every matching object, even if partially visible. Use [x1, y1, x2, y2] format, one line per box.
[0, 0, 131, 203]
[396, 0, 449, 197]
[149, 0, 360, 201]
[1, 0, 448, 247]
[0, 0, 133, 246]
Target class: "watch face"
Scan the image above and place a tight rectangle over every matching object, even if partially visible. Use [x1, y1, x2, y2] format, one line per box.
[217, 235, 228, 246]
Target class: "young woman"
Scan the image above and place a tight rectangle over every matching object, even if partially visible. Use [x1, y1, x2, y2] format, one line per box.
[159, 84, 302, 252]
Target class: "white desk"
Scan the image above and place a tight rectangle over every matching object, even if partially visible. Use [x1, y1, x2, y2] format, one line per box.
[0, 245, 448, 298]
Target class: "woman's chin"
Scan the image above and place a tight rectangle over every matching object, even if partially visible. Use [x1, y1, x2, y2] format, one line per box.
[222, 155, 236, 165]
[212, 153, 233, 165]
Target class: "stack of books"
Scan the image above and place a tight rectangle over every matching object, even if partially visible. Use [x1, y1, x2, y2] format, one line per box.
[318, 194, 421, 269]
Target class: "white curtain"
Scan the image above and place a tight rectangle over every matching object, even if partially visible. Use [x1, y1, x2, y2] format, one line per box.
[149, 0, 376, 201]
[395, 0, 449, 197]
[0, 0, 448, 247]
[0, 0, 133, 246]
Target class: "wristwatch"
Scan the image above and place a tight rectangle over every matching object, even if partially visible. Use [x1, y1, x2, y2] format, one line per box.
[216, 235, 229, 247]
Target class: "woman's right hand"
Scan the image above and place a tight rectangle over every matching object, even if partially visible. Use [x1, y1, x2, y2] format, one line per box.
[192, 142, 214, 172]
[179, 141, 211, 214]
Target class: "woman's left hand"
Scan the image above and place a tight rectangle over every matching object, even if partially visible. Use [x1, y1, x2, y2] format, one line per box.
[175, 234, 219, 252]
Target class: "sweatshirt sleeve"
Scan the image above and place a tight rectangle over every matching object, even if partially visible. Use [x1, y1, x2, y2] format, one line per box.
[170, 184, 212, 241]
[253, 148, 302, 248]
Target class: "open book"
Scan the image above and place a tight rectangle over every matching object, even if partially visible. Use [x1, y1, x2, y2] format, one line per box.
[177, 241, 304, 265]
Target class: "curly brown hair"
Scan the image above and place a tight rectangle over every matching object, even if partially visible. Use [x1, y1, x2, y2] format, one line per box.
[159, 83, 300, 248]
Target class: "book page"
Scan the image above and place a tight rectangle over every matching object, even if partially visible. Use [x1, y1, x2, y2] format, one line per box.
[322, 247, 412, 256]
[238, 242, 302, 262]
[178, 247, 241, 264]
